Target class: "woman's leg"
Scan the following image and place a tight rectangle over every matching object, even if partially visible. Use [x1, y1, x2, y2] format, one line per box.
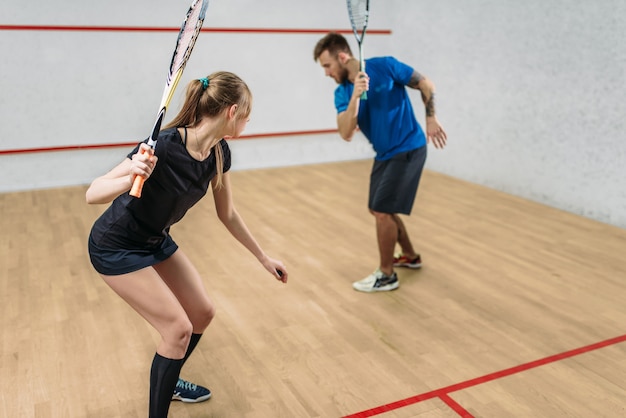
[153, 250, 216, 335]
[153, 250, 216, 402]
[101, 266, 193, 418]
[148, 354, 184, 417]
[101, 267, 193, 359]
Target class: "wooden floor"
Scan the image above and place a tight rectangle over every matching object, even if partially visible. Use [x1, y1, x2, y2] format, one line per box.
[1, 159, 626, 418]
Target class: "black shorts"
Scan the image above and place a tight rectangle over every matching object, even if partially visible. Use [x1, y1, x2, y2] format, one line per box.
[88, 233, 178, 276]
[368, 146, 427, 215]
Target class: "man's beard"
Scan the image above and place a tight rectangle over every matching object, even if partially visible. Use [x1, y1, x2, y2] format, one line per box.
[336, 66, 350, 84]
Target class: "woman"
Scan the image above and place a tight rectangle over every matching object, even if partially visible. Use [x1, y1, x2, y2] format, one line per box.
[86, 71, 288, 418]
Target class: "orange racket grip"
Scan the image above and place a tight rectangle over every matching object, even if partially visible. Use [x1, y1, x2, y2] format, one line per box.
[129, 147, 151, 198]
[129, 175, 145, 198]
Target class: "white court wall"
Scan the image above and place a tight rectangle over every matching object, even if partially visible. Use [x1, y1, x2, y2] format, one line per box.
[1, 0, 625, 228]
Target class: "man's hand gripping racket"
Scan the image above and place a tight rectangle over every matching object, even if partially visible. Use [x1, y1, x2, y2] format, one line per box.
[347, 0, 370, 100]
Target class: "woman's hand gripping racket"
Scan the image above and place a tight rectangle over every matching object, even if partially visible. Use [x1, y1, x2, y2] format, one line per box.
[346, 0, 370, 100]
[129, 0, 209, 198]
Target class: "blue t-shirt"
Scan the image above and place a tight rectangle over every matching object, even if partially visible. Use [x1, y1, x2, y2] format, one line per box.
[334, 56, 426, 160]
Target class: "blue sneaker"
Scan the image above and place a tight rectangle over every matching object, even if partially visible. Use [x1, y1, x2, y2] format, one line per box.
[172, 378, 212, 403]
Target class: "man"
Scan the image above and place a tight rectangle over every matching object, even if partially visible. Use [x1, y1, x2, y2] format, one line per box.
[313, 32, 447, 292]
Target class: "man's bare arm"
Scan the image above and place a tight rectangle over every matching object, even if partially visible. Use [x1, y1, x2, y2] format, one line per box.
[407, 70, 447, 149]
[337, 69, 369, 141]
[407, 71, 436, 117]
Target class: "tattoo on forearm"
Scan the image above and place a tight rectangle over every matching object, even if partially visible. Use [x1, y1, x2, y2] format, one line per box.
[425, 93, 436, 117]
[408, 70, 435, 116]
[407, 71, 424, 89]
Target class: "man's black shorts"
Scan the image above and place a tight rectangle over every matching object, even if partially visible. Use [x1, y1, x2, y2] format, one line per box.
[368, 146, 427, 215]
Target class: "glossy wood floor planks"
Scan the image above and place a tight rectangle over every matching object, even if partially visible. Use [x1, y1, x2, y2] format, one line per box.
[1, 160, 625, 417]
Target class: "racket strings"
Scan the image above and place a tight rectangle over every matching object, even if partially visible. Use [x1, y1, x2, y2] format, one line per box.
[171, 0, 208, 70]
[347, 0, 369, 33]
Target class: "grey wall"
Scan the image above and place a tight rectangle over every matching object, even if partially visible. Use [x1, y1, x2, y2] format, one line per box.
[387, 0, 626, 227]
[1, 0, 624, 228]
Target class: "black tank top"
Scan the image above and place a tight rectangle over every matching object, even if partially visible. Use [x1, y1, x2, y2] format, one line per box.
[90, 127, 231, 250]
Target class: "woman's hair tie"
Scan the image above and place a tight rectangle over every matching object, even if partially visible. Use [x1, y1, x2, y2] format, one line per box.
[198, 77, 209, 90]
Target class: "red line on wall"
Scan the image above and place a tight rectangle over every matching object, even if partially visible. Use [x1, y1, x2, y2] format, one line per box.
[343, 333, 626, 418]
[0, 129, 339, 156]
[0, 24, 391, 35]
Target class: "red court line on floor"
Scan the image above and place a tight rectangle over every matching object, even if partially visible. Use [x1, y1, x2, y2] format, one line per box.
[440, 393, 474, 418]
[343, 333, 626, 418]
[0, 24, 391, 35]
[0, 129, 338, 156]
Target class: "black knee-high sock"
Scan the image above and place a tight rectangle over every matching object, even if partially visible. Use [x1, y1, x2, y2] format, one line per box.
[149, 353, 184, 418]
[181, 333, 203, 367]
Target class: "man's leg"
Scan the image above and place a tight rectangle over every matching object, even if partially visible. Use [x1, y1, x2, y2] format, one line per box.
[352, 209, 400, 292]
[392, 214, 419, 259]
[373, 211, 397, 276]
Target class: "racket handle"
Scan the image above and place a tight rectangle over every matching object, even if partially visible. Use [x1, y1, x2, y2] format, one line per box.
[129, 146, 151, 198]
[359, 75, 368, 100]
[129, 176, 145, 198]
[359, 61, 367, 100]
